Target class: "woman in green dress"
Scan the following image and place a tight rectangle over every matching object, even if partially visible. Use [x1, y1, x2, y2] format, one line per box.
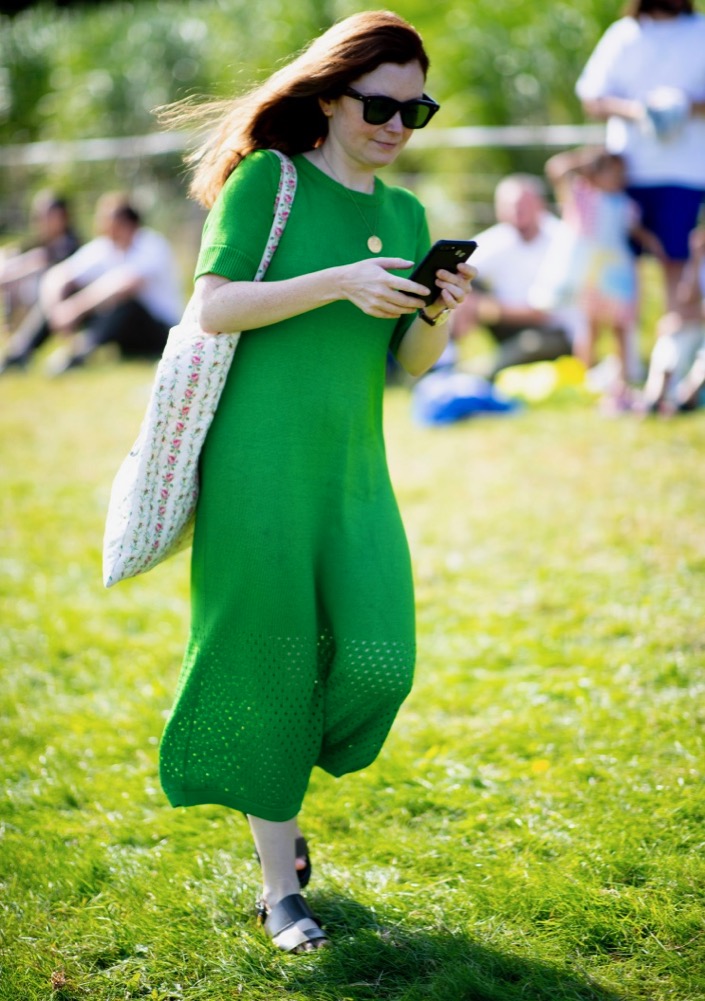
[158, 10, 474, 953]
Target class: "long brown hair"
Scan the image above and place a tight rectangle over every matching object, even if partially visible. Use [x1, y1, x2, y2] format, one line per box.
[160, 10, 430, 208]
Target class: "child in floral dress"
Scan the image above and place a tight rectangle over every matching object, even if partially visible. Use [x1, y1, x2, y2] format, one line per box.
[544, 147, 664, 406]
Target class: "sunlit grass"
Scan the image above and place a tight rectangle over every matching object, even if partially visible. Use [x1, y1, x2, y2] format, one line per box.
[1, 364, 704, 1001]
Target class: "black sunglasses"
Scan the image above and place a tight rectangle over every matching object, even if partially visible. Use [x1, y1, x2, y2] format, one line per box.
[343, 87, 440, 129]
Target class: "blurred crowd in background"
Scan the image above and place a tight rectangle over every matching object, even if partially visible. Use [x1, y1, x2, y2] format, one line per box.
[1, 0, 703, 419]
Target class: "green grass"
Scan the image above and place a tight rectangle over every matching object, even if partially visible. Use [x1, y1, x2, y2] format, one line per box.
[1, 364, 704, 1001]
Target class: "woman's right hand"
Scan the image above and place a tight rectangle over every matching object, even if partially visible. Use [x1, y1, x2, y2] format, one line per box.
[339, 257, 429, 319]
[193, 257, 433, 334]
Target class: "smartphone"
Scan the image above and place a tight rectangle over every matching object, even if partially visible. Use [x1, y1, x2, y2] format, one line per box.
[410, 239, 478, 306]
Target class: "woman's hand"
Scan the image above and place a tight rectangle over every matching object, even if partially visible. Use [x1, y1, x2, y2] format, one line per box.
[395, 262, 476, 378]
[423, 261, 477, 320]
[193, 257, 476, 336]
[340, 257, 476, 320]
[339, 257, 432, 319]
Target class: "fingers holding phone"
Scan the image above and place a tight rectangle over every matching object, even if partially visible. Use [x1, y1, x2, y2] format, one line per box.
[339, 243, 477, 320]
[395, 244, 478, 377]
[432, 260, 477, 309]
[408, 239, 478, 311]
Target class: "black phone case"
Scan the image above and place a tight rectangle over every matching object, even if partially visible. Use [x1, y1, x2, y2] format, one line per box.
[411, 239, 478, 306]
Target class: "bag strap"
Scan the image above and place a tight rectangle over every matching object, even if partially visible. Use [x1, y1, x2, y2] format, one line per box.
[254, 151, 298, 282]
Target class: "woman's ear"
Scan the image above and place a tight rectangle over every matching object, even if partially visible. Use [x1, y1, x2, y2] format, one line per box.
[318, 96, 334, 119]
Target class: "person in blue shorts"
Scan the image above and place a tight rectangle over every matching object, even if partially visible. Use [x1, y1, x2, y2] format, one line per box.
[576, 0, 705, 313]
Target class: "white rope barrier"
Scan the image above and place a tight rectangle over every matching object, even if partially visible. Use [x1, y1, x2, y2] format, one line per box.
[0, 124, 606, 168]
[411, 124, 606, 149]
[0, 132, 188, 167]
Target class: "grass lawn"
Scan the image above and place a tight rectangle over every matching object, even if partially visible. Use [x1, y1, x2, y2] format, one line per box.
[1, 363, 704, 1001]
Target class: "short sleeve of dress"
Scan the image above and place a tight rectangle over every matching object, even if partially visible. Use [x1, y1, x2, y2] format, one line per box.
[389, 199, 431, 356]
[195, 150, 282, 282]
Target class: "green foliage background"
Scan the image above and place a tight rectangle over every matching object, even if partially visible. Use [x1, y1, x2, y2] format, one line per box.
[0, 0, 625, 237]
[0, 0, 621, 145]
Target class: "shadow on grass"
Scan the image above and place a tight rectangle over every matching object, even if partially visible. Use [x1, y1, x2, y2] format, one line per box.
[287, 893, 625, 1001]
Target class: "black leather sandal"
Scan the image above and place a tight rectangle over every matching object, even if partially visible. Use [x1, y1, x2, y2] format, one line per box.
[256, 893, 328, 953]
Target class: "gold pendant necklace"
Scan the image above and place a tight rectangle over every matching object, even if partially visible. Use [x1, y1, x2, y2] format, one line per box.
[319, 149, 382, 254]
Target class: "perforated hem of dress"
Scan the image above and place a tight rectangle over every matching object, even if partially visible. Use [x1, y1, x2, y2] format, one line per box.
[161, 785, 305, 823]
[160, 632, 415, 819]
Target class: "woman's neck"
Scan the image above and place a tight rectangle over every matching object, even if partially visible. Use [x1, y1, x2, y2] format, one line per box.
[309, 143, 376, 194]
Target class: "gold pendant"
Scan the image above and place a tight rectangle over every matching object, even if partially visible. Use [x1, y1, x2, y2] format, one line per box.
[367, 235, 383, 254]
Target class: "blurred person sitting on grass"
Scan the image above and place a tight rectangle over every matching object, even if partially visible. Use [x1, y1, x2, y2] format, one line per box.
[1, 190, 80, 337]
[640, 224, 705, 413]
[449, 174, 583, 380]
[0, 192, 182, 375]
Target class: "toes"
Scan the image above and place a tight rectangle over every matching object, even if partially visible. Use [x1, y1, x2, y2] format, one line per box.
[294, 937, 329, 953]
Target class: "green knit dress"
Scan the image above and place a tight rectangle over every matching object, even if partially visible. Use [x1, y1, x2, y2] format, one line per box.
[159, 150, 430, 822]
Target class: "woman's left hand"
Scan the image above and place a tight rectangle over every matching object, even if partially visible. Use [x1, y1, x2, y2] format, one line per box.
[424, 261, 476, 319]
[396, 261, 477, 377]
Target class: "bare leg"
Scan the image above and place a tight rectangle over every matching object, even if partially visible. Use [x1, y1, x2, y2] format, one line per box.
[613, 321, 629, 397]
[675, 350, 705, 409]
[575, 316, 598, 370]
[663, 259, 687, 314]
[248, 815, 301, 908]
[247, 815, 327, 952]
[1, 305, 51, 368]
[642, 334, 675, 410]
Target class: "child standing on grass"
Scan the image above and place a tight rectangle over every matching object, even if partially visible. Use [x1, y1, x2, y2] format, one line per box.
[544, 148, 665, 407]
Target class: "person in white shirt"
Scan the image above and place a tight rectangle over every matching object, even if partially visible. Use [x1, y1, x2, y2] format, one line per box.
[575, 0, 705, 312]
[2, 192, 182, 374]
[449, 174, 582, 379]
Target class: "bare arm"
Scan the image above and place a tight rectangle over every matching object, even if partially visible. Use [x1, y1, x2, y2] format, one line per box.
[196, 257, 474, 378]
[0, 246, 49, 288]
[395, 262, 475, 377]
[581, 96, 644, 123]
[195, 256, 424, 333]
[583, 95, 705, 123]
[630, 223, 666, 261]
[46, 268, 143, 331]
[675, 227, 705, 313]
[545, 148, 597, 187]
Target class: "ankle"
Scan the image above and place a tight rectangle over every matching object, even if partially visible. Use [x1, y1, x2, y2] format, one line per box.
[262, 879, 302, 910]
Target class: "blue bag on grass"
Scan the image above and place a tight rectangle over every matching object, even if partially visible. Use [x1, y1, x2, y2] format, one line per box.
[411, 370, 520, 426]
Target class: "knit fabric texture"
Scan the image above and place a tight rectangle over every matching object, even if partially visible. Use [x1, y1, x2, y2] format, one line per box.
[159, 151, 430, 821]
